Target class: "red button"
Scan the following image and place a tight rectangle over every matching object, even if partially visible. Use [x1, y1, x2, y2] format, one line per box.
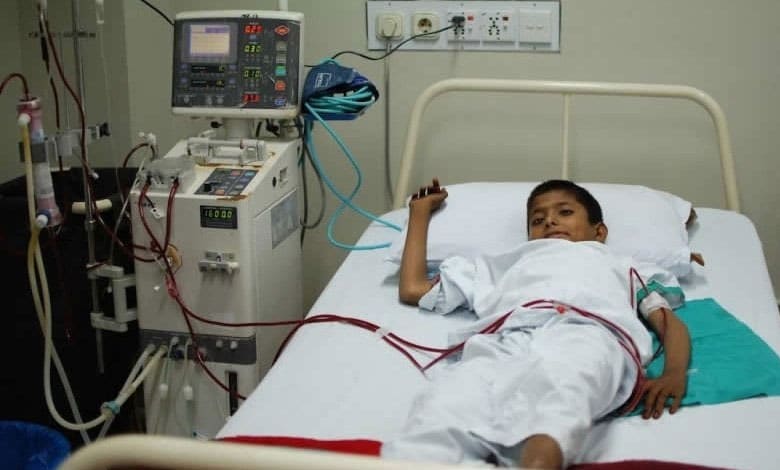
[274, 25, 289, 36]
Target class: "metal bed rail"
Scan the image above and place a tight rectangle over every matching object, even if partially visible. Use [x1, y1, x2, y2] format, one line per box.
[393, 79, 739, 212]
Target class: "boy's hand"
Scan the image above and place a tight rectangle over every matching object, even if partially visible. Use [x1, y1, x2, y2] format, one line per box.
[410, 178, 448, 214]
[639, 370, 687, 419]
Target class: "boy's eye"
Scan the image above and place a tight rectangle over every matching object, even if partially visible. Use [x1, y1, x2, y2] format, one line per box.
[531, 217, 544, 226]
[560, 208, 574, 216]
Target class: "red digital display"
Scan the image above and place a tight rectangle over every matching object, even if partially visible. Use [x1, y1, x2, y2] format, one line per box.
[244, 24, 263, 34]
[243, 93, 260, 103]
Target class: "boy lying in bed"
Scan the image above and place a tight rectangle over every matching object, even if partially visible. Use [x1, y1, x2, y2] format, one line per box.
[381, 179, 691, 469]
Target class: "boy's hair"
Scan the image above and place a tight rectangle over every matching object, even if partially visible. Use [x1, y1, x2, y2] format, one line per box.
[526, 180, 604, 226]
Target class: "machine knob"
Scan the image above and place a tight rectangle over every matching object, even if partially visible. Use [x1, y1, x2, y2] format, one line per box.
[229, 340, 239, 351]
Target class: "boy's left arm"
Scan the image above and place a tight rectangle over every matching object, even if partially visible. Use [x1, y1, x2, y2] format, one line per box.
[640, 307, 691, 419]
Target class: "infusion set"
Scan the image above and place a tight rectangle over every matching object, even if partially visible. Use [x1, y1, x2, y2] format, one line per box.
[129, 11, 304, 439]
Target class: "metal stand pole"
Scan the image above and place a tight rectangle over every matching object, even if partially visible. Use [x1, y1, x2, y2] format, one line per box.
[70, 0, 104, 374]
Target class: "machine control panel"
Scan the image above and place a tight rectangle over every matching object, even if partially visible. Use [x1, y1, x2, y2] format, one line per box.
[196, 168, 259, 197]
[172, 13, 302, 115]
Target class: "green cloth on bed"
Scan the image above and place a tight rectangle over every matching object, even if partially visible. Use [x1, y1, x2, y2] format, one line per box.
[629, 297, 780, 415]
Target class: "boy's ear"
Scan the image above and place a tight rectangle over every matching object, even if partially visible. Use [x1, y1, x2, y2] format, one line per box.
[595, 222, 608, 242]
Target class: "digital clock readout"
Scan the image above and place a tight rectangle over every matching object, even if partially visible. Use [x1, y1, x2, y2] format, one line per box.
[200, 206, 237, 229]
[244, 24, 263, 34]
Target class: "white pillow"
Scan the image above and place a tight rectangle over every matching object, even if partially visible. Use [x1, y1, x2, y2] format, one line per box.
[385, 182, 694, 277]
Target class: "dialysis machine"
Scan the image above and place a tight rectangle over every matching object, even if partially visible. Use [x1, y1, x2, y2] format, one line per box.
[130, 10, 304, 438]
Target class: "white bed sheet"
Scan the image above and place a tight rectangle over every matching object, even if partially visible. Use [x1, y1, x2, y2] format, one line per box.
[217, 207, 780, 470]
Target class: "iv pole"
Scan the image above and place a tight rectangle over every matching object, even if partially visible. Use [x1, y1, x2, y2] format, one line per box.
[69, 0, 104, 373]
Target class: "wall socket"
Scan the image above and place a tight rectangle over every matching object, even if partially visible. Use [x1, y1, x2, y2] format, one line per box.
[366, 1, 560, 52]
[375, 11, 404, 40]
[481, 10, 513, 42]
[446, 10, 479, 42]
[412, 12, 441, 39]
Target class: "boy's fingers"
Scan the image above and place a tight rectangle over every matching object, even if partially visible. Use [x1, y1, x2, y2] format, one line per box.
[653, 393, 667, 418]
[642, 385, 661, 419]
[432, 177, 440, 187]
[670, 395, 683, 414]
[645, 387, 664, 418]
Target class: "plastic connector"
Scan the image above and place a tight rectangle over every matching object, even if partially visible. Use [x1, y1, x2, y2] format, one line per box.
[158, 383, 169, 400]
[451, 15, 466, 26]
[182, 384, 194, 401]
[17, 113, 31, 127]
[101, 400, 121, 416]
[35, 211, 50, 228]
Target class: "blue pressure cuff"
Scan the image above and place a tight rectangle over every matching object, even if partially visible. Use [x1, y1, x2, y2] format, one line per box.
[302, 60, 379, 119]
[302, 60, 379, 102]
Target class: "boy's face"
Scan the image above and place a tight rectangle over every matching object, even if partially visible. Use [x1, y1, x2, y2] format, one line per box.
[528, 190, 608, 242]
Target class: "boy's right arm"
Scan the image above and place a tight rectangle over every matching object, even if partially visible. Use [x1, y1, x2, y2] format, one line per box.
[398, 179, 447, 305]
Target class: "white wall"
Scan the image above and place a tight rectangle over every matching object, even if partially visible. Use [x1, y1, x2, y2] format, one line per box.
[0, 1, 24, 184]
[87, 0, 780, 308]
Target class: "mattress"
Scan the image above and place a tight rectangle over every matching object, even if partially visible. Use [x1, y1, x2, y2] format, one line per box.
[217, 207, 780, 469]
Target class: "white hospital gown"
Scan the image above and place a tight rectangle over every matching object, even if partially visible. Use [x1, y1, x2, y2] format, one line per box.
[381, 239, 683, 467]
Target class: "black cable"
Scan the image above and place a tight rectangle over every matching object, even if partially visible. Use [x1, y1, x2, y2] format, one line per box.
[302, 142, 326, 228]
[328, 23, 456, 62]
[138, 0, 174, 27]
[263, 119, 279, 137]
[299, 133, 326, 246]
[254, 120, 262, 138]
[300, 143, 309, 246]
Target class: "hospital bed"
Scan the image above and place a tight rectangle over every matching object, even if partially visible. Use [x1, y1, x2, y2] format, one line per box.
[61, 79, 780, 470]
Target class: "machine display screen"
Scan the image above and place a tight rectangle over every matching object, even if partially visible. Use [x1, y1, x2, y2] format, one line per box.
[182, 23, 237, 64]
[200, 205, 238, 229]
[172, 14, 301, 115]
[189, 24, 231, 56]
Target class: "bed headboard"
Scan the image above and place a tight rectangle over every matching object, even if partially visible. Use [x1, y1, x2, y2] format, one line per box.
[392, 79, 740, 213]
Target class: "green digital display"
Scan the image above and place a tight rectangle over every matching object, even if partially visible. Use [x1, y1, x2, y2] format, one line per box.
[200, 205, 237, 229]
[243, 43, 262, 54]
[243, 67, 262, 79]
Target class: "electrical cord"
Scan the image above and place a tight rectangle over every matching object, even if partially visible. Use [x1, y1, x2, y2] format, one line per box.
[328, 22, 457, 62]
[299, 135, 327, 246]
[382, 38, 394, 207]
[138, 0, 173, 27]
[300, 139, 326, 229]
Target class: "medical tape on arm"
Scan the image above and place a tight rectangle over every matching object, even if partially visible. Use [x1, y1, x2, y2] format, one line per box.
[638, 291, 671, 321]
